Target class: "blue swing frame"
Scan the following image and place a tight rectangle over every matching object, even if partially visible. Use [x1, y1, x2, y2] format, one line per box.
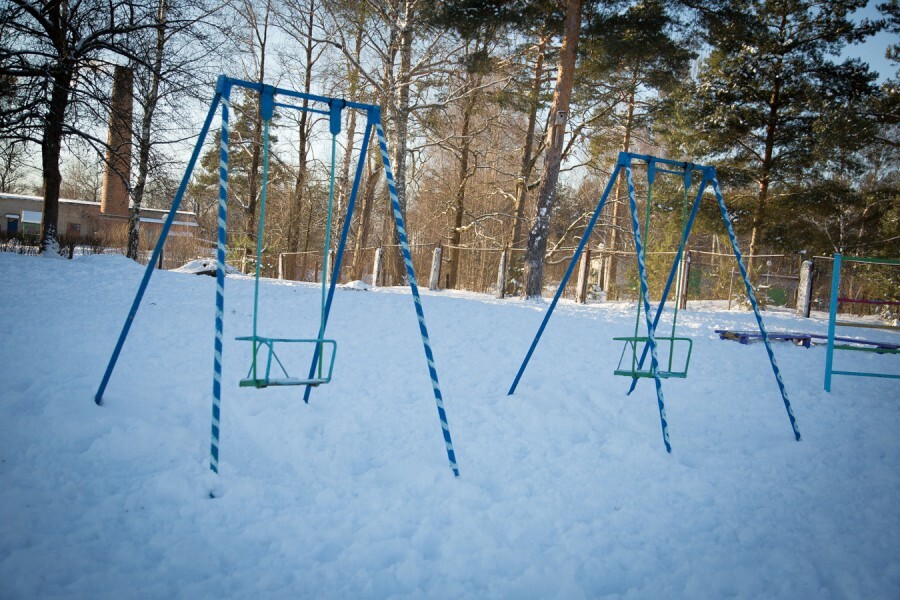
[507, 152, 802, 452]
[93, 75, 460, 479]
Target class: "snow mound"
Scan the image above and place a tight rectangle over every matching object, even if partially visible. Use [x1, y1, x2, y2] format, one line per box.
[172, 258, 241, 276]
[343, 280, 371, 291]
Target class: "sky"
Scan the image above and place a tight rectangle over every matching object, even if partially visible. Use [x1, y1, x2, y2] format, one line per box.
[843, 2, 898, 83]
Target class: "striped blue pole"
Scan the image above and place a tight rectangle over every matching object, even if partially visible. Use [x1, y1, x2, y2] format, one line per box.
[824, 254, 841, 392]
[374, 120, 459, 477]
[95, 88, 222, 406]
[711, 175, 801, 441]
[625, 165, 672, 453]
[210, 94, 231, 474]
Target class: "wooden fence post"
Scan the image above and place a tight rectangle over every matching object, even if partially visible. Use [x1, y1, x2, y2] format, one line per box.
[372, 247, 384, 287]
[496, 245, 509, 299]
[429, 244, 442, 291]
[575, 247, 591, 303]
[797, 259, 814, 318]
[679, 250, 692, 310]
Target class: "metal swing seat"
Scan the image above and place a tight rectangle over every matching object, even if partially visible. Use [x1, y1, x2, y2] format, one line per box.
[613, 335, 693, 379]
[237, 89, 339, 389]
[237, 336, 336, 388]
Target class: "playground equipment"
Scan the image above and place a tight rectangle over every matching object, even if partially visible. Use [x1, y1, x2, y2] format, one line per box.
[509, 152, 802, 452]
[824, 253, 900, 391]
[94, 76, 459, 478]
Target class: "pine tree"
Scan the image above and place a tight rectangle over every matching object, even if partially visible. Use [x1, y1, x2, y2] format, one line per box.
[667, 0, 882, 271]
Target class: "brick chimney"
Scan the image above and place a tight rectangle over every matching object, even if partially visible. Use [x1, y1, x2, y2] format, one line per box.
[100, 65, 133, 218]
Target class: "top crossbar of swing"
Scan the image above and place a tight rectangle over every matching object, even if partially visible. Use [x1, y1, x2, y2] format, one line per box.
[618, 152, 713, 176]
[219, 76, 379, 114]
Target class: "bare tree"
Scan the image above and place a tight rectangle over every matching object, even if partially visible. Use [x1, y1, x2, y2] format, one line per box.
[0, 0, 165, 254]
[523, 0, 583, 298]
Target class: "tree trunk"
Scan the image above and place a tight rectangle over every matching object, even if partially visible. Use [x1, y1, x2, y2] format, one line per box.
[383, 0, 414, 284]
[523, 0, 582, 298]
[353, 155, 381, 280]
[245, 0, 271, 244]
[603, 77, 637, 298]
[129, 0, 168, 261]
[507, 34, 548, 292]
[334, 21, 365, 244]
[40, 68, 71, 255]
[447, 62, 480, 289]
[286, 0, 315, 253]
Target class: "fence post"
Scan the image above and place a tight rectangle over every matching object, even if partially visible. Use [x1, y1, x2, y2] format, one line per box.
[329, 249, 336, 283]
[497, 245, 509, 299]
[679, 250, 691, 310]
[797, 259, 814, 318]
[727, 266, 735, 310]
[372, 247, 384, 287]
[575, 247, 591, 303]
[278, 253, 284, 280]
[429, 244, 442, 291]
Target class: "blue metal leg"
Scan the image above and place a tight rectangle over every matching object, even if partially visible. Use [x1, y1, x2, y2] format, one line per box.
[302, 119, 374, 402]
[508, 164, 622, 395]
[95, 88, 222, 406]
[824, 254, 841, 392]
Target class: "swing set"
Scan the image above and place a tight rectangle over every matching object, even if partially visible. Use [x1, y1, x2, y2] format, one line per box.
[94, 76, 459, 478]
[508, 152, 802, 452]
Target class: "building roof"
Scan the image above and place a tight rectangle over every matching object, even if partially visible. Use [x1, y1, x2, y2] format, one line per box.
[0, 192, 197, 218]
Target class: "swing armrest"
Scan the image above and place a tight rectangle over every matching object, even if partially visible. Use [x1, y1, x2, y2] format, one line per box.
[235, 336, 336, 344]
[613, 336, 693, 344]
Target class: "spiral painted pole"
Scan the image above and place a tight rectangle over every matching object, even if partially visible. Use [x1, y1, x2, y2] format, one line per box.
[210, 95, 230, 474]
[710, 175, 801, 442]
[625, 165, 672, 453]
[374, 120, 459, 477]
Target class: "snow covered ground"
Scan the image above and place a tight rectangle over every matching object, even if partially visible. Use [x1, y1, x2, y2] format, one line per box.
[1, 252, 898, 599]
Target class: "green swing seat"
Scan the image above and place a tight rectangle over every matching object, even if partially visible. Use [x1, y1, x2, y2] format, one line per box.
[613, 335, 693, 379]
[237, 336, 336, 388]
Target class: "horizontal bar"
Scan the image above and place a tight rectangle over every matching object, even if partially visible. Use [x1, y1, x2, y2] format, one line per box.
[621, 152, 713, 173]
[830, 370, 900, 379]
[838, 298, 900, 306]
[834, 321, 900, 331]
[273, 101, 330, 116]
[833, 344, 900, 354]
[655, 167, 690, 176]
[839, 256, 900, 266]
[224, 76, 377, 113]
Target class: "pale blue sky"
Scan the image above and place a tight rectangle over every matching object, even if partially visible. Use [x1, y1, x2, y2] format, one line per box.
[842, 2, 897, 82]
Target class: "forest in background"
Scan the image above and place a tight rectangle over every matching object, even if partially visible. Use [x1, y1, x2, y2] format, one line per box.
[1, 0, 897, 300]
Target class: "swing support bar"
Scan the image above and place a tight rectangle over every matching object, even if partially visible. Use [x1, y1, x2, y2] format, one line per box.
[93, 75, 460, 480]
[508, 152, 801, 451]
